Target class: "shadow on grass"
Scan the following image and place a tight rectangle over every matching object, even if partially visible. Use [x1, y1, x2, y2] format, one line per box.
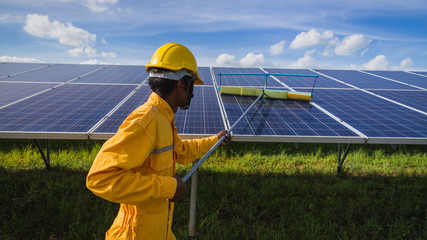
[174, 170, 426, 240]
[0, 166, 117, 240]
[2, 166, 422, 239]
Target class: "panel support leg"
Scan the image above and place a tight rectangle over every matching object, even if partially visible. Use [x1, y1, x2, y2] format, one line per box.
[34, 139, 51, 170]
[337, 143, 351, 174]
[294, 143, 299, 151]
[188, 161, 198, 239]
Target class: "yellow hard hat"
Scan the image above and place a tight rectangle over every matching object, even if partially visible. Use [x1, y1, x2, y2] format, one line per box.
[146, 42, 204, 85]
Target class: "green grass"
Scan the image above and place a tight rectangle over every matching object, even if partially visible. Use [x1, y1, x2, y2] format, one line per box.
[0, 139, 426, 239]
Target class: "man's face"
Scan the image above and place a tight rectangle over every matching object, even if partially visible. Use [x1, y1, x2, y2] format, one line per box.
[179, 78, 195, 110]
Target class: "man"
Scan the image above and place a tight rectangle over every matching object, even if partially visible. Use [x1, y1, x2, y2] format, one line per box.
[86, 42, 231, 240]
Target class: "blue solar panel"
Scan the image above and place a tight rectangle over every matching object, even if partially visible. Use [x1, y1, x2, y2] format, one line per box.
[74, 65, 148, 84]
[316, 70, 416, 89]
[263, 68, 344, 89]
[307, 89, 427, 138]
[175, 86, 224, 134]
[0, 84, 135, 132]
[213, 67, 284, 87]
[365, 71, 427, 88]
[3, 64, 102, 83]
[93, 86, 152, 133]
[0, 62, 48, 78]
[0, 63, 425, 144]
[412, 72, 427, 76]
[0, 82, 56, 107]
[197, 67, 214, 85]
[369, 90, 427, 113]
[222, 95, 358, 137]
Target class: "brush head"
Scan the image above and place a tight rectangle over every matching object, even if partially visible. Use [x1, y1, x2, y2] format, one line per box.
[220, 86, 311, 102]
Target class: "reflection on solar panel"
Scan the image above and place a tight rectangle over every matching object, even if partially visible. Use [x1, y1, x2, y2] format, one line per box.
[0, 63, 426, 145]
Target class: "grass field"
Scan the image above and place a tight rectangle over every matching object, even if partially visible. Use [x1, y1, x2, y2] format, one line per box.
[0, 139, 426, 239]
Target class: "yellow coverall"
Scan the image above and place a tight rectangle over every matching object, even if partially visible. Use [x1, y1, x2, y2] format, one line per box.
[87, 92, 218, 240]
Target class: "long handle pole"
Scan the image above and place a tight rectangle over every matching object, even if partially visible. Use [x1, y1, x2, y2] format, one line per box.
[182, 92, 265, 182]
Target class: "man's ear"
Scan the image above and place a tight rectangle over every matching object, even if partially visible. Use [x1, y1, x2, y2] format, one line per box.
[176, 78, 184, 92]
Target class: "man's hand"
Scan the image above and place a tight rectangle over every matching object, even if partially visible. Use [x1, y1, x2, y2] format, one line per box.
[171, 176, 187, 202]
[217, 130, 231, 146]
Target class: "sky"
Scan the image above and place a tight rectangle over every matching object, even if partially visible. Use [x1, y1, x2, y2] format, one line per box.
[0, 0, 426, 71]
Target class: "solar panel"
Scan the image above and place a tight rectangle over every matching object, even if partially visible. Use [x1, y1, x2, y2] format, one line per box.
[263, 68, 342, 89]
[197, 67, 214, 85]
[0, 63, 425, 144]
[213, 67, 285, 88]
[0, 84, 135, 133]
[0, 62, 49, 78]
[74, 65, 148, 84]
[222, 94, 358, 138]
[369, 90, 427, 113]
[174, 86, 224, 135]
[315, 69, 417, 89]
[365, 70, 427, 88]
[306, 89, 427, 139]
[0, 82, 56, 107]
[3, 64, 102, 83]
[412, 71, 427, 76]
[92, 85, 152, 134]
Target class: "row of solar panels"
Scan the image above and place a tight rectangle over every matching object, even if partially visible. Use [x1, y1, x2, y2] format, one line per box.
[0, 62, 426, 144]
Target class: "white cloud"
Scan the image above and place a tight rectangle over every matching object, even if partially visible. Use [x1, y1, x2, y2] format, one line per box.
[216, 53, 236, 66]
[321, 37, 339, 57]
[290, 29, 333, 49]
[80, 59, 119, 65]
[400, 57, 413, 69]
[101, 51, 117, 58]
[270, 40, 285, 56]
[23, 14, 116, 58]
[0, 55, 44, 63]
[289, 49, 318, 69]
[361, 55, 389, 70]
[83, 0, 119, 13]
[24, 14, 96, 52]
[334, 34, 371, 56]
[240, 53, 264, 67]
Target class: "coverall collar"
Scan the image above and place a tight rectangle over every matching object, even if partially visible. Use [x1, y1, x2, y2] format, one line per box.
[148, 92, 175, 123]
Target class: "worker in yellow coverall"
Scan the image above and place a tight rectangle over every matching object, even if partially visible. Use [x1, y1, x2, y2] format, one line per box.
[87, 42, 231, 240]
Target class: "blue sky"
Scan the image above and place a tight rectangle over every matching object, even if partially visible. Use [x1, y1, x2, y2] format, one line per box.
[1, 0, 426, 70]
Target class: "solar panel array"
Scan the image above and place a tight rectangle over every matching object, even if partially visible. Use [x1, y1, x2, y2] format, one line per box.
[0, 62, 426, 144]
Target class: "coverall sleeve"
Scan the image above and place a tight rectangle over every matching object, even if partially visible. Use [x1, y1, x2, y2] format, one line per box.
[173, 126, 219, 165]
[86, 119, 177, 206]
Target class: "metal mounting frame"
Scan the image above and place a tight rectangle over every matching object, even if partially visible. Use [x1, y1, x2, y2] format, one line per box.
[337, 143, 351, 173]
[34, 139, 51, 170]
